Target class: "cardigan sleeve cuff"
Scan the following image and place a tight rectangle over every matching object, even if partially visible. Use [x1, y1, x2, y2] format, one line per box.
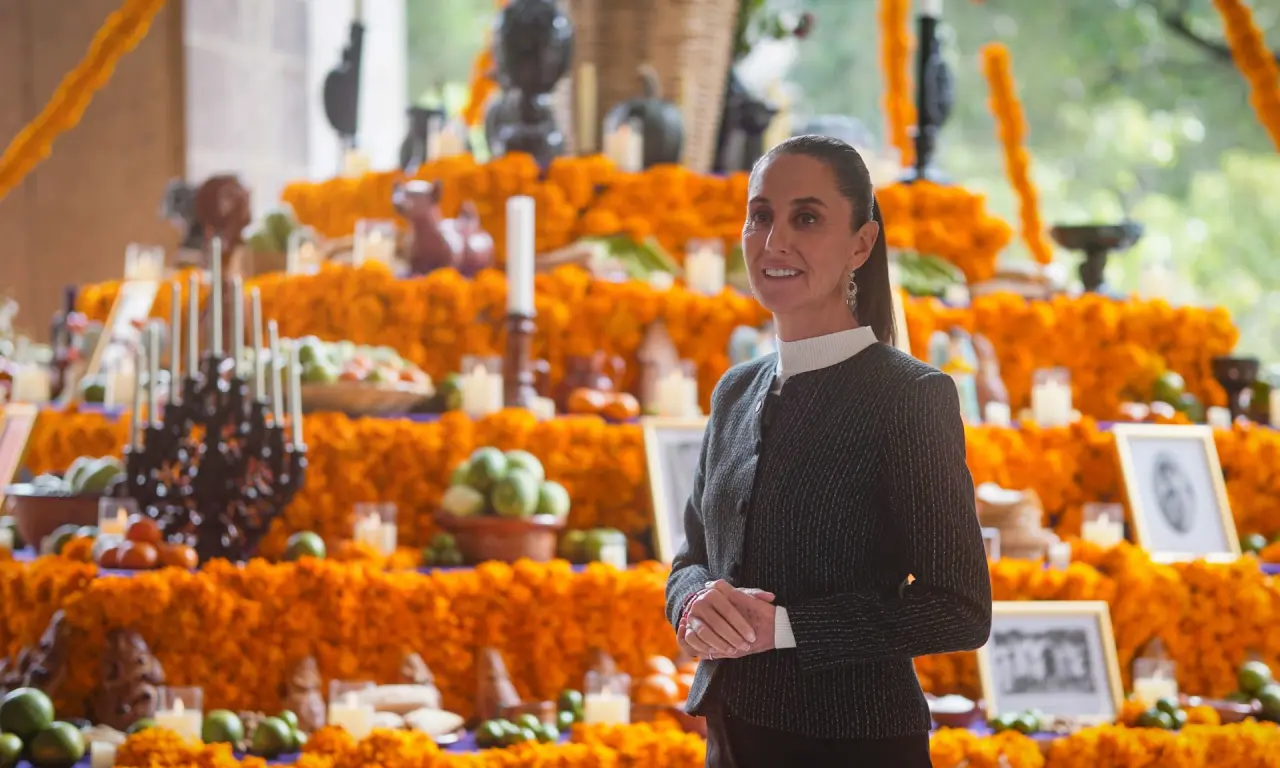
[773, 606, 796, 649]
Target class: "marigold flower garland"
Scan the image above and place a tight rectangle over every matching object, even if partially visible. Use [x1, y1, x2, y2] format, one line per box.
[879, 0, 916, 167]
[1211, 0, 1280, 151]
[979, 43, 1054, 265]
[0, 0, 170, 199]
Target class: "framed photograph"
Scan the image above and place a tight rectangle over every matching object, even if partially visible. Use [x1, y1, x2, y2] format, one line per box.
[0, 403, 40, 509]
[1113, 423, 1239, 562]
[81, 279, 160, 386]
[977, 601, 1123, 724]
[642, 417, 708, 563]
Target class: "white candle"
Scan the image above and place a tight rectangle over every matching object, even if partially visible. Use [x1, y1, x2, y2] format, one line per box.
[169, 281, 181, 405]
[353, 514, 396, 556]
[187, 272, 200, 376]
[460, 365, 503, 418]
[582, 693, 630, 725]
[289, 342, 303, 445]
[267, 321, 283, 425]
[1046, 540, 1071, 570]
[100, 508, 128, 537]
[1206, 406, 1232, 429]
[327, 692, 373, 739]
[656, 370, 693, 418]
[506, 196, 536, 316]
[1031, 380, 1072, 427]
[983, 401, 1012, 427]
[1132, 675, 1178, 708]
[250, 288, 264, 400]
[684, 248, 725, 295]
[231, 276, 244, 369]
[211, 239, 223, 355]
[917, 0, 943, 17]
[10, 365, 51, 403]
[90, 741, 117, 768]
[154, 698, 203, 742]
[130, 347, 143, 450]
[1270, 388, 1280, 428]
[577, 63, 598, 153]
[1081, 513, 1124, 549]
[147, 322, 161, 425]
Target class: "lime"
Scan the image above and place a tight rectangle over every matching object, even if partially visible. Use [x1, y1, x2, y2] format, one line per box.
[0, 688, 55, 742]
[988, 712, 1018, 733]
[465, 447, 508, 493]
[28, 722, 85, 768]
[475, 720, 504, 749]
[1258, 683, 1280, 722]
[293, 729, 308, 749]
[1013, 713, 1040, 734]
[1170, 708, 1188, 730]
[504, 450, 545, 484]
[284, 532, 326, 561]
[46, 525, 80, 556]
[127, 718, 156, 734]
[430, 532, 457, 551]
[1242, 533, 1268, 555]
[449, 460, 471, 487]
[1152, 371, 1186, 404]
[0, 733, 21, 768]
[1154, 697, 1181, 716]
[557, 689, 584, 719]
[536, 481, 571, 519]
[514, 713, 542, 732]
[1137, 708, 1173, 729]
[557, 531, 587, 563]
[505, 726, 536, 746]
[276, 710, 299, 731]
[436, 548, 464, 567]
[1238, 660, 1274, 696]
[440, 485, 485, 517]
[201, 709, 244, 745]
[535, 723, 559, 744]
[251, 717, 293, 758]
[555, 709, 576, 732]
[490, 470, 540, 518]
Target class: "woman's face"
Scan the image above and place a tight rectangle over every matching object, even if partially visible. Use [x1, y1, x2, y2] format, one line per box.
[742, 153, 878, 326]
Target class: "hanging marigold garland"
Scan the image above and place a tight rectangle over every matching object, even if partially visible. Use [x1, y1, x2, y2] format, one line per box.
[1210, 0, 1280, 151]
[878, 0, 916, 167]
[460, 0, 510, 127]
[0, 0, 169, 199]
[980, 43, 1053, 265]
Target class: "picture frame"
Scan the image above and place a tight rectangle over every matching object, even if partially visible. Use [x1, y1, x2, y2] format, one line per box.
[1112, 423, 1240, 562]
[977, 601, 1124, 724]
[79, 279, 160, 390]
[642, 416, 708, 563]
[0, 403, 41, 509]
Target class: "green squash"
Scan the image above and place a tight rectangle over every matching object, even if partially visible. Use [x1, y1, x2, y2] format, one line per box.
[604, 65, 684, 168]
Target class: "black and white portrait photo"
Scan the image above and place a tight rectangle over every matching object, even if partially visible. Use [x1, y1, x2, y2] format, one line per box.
[643, 418, 708, 562]
[1113, 425, 1239, 561]
[978, 602, 1122, 722]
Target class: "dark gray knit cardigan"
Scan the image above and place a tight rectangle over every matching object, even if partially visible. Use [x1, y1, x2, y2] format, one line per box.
[665, 342, 992, 739]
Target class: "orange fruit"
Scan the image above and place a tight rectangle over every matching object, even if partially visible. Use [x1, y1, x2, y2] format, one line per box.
[645, 656, 679, 678]
[118, 541, 159, 570]
[160, 544, 198, 569]
[633, 674, 680, 706]
[601, 392, 641, 421]
[566, 388, 607, 414]
[125, 515, 162, 545]
[97, 546, 122, 569]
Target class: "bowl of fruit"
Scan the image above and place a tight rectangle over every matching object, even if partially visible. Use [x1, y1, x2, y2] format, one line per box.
[436, 447, 571, 563]
[3, 455, 125, 549]
[294, 337, 434, 416]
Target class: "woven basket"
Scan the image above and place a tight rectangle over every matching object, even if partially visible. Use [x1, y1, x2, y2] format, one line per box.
[561, 0, 739, 172]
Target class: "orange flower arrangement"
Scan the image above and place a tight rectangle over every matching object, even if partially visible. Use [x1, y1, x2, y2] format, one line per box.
[0, 0, 170, 198]
[1046, 722, 1280, 768]
[1211, 0, 1280, 151]
[459, 0, 510, 128]
[877, 181, 1014, 282]
[878, 0, 916, 167]
[980, 43, 1054, 265]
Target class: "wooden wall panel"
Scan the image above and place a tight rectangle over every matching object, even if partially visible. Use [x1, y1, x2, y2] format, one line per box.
[0, 0, 184, 342]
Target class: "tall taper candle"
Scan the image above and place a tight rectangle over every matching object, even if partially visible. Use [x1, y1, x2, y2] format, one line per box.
[169, 281, 181, 405]
[147, 322, 160, 425]
[187, 272, 199, 375]
[250, 287, 264, 400]
[506, 196, 536, 316]
[289, 342, 303, 445]
[211, 238, 223, 355]
[130, 346, 143, 450]
[267, 320, 283, 425]
[231, 275, 244, 372]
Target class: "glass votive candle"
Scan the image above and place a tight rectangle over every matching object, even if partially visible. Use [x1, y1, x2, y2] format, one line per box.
[155, 686, 203, 742]
[98, 497, 138, 538]
[1082, 502, 1126, 548]
[89, 740, 117, 768]
[1030, 367, 1073, 427]
[1046, 538, 1072, 570]
[583, 670, 631, 725]
[1131, 658, 1178, 707]
[287, 229, 321, 275]
[328, 680, 376, 739]
[353, 219, 398, 268]
[352, 502, 397, 557]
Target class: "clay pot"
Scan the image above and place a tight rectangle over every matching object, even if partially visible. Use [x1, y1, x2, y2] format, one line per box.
[433, 513, 565, 563]
[4, 485, 101, 548]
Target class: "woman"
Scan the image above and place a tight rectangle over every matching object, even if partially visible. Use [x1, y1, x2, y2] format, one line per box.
[665, 135, 992, 768]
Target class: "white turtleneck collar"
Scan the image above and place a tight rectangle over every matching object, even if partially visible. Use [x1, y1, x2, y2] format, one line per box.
[775, 326, 878, 383]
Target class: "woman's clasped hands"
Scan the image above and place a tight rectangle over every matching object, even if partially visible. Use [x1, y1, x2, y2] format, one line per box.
[680, 580, 777, 660]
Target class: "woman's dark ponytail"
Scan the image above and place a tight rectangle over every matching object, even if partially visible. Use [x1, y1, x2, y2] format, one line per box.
[853, 196, 896, 348]
[753, 135, 897, 348]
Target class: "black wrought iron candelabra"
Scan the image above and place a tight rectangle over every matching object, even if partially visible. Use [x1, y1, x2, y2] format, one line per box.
[121, 351, 305, 563]
[901, 8, 954, 183]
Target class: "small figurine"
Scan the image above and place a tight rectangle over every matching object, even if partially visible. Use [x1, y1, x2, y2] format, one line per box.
[88, 629, 165, 732]
[0, 611, 72, 699]
[280, 656, 326, 733]
[394, 180, 494, 277]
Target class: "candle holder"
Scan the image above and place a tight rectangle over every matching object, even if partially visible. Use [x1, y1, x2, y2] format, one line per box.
[1049, 221, 1144, 294]
[900, 10, 953, 183]
[503, 313, 539, 409]
[1210, 355, 1259, 422]
[353, 502, 397, 556]
[121, 349, 306, 564]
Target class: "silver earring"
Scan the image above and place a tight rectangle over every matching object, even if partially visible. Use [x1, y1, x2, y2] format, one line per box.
[845, 271, 858, 314]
